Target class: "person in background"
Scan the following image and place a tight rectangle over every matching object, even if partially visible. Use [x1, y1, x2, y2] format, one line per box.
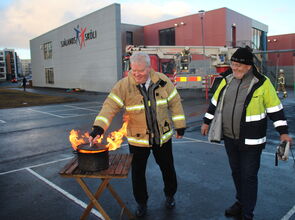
[22, 77, 27, 91]
[276, 69, 287, 98]
[201, 47, 292, 220]
[89, 52, 186, 217]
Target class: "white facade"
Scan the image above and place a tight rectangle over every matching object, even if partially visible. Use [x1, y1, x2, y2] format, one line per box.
[30, 4, 122, 92]
[21, 59, 32, 76]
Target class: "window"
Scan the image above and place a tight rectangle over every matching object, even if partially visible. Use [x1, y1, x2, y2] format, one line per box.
[159, 28, 175, 45]
[45, 68, 54, 84]
[0, 57, 3, 61]
[0, 68, 4, 72]
[252, 28, 263, 50]
[126, 31, 133, 45]
[43, 42, 52, 59]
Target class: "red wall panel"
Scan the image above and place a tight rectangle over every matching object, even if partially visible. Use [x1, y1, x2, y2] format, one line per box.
[144, 8, 227, 47]
[268, 34, 295, 66]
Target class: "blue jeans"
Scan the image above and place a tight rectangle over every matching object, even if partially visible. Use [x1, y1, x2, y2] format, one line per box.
[224, 136, 262, 219]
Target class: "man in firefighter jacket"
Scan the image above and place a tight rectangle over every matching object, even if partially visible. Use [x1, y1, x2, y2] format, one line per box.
[89, 52, 186, 217]
[200, 47, 292, 220]
[277, 69, 287, 98]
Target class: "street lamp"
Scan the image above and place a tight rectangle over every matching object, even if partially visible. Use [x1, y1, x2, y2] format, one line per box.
[198, 10, 208, 100]
[198, 10, 205, 56]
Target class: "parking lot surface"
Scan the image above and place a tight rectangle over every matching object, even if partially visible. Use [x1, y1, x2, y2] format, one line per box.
[0, 87, 294, 220]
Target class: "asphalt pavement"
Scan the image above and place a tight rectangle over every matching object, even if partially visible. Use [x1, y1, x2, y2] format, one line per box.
[0, 85, 294, 220]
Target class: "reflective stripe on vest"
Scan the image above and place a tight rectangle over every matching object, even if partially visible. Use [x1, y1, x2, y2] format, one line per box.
[211, 97, 217, 106]
[266, 103, 283, 113]
[126, 99, 168, 112]
[172, 115, 185, 122]
[205, 112, 214, 120]
[156, 99, 168, 106]
[160, 130, 173, 145]
[245, 112, 266, 122]
[127, 137, 149, 145]
[167, 88, 178, 102]
[109, 93, 124, 107]
[245, 137, 266, 145]
[273, 120, 287, 127]
[126, 104, 145, 111]
[95, 116, 110, 127]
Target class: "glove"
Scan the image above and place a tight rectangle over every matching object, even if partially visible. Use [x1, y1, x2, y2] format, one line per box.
[90, 126, 104, 138]
[176, 128, 185, 136]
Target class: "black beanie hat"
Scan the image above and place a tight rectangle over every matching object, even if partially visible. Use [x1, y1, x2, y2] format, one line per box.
[231, 47, 254, 65]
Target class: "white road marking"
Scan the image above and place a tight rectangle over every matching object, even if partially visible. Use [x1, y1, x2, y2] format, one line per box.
[28, 108, 65, 118]
[0, 120, 6, 123]
[0, 156, 74, 176]
[26, 168, 104, 220]
[281, 205, 295, 220]
[63, 104, 100, 112]
[28, 108, 97, 118]
[182, 136, 275, 157]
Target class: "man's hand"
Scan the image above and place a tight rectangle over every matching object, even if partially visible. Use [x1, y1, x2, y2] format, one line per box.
[175, 128, 185, 139]
[89, 135, 102, 146]
[280, 134, 293, 146]
[89, 126, 104, 146]
[175, 133, 183, 139]
[201, 123, 209, 136]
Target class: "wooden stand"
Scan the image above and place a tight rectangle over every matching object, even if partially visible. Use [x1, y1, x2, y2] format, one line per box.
[59, 154, 134, 220]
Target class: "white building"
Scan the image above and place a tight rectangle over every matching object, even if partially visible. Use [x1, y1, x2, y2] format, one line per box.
[30, 4, 143, 92]
[20, 59, 32, 76]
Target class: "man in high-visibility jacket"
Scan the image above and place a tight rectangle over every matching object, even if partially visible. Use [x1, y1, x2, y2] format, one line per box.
[201, 47, 292, 220]
[89, 52, 186, 217]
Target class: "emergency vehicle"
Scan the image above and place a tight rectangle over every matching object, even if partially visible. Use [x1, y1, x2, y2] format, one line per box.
[123, 45, 237, 90]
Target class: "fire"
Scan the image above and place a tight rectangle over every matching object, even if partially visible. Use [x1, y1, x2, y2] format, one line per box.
[69, 117, 128, 152]
[69, 129, 103, 151]
[106, 120, 128, 151]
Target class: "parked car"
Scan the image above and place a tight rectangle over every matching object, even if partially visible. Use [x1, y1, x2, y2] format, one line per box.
[11, 78, 17, 83]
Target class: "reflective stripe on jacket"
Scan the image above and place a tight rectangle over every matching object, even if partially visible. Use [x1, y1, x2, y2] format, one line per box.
[204, 66, 288, 148]
[93, 69, 186, 147]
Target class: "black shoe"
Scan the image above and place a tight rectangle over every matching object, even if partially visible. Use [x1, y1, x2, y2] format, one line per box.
[136, 204, 147, 217]
[225, 201, 242, 216]
[165, 196, 175, 209]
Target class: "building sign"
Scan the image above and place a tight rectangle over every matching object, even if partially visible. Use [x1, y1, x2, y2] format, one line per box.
[60, 25, 97, 49]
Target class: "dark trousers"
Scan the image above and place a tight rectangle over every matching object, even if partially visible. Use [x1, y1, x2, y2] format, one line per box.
[129, 139, 177, 205]
[224, 136, 262, 219]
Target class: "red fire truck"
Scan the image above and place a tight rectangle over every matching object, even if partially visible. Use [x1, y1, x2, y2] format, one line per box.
[123, 45, 237, 90]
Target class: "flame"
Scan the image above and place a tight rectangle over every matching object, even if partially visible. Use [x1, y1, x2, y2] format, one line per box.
[69, 129, 103, 151]
[106, 120, 128, 151]
[69, 116, 128, 152]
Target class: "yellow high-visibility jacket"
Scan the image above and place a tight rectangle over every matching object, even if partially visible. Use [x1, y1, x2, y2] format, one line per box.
[204, 66, 288, 148]
[93, 69, 186, 147]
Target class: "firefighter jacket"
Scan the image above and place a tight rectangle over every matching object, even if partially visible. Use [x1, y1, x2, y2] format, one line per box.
[204, 66, 288, 149]
[277, 73, 285, 85]
[93, 69, 186, 147]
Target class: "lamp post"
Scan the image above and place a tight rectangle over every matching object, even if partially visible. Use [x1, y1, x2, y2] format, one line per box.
[198, 10, 208, 100]
[198, 10, 205, 56]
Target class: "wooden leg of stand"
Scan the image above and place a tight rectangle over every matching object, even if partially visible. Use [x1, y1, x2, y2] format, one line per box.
[107, 184, 135, 219]
[76, 178, 111, 220]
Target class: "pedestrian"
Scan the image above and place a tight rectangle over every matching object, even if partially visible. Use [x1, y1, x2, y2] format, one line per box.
[89, 52, 186, 217]
[22, 77, 27, 91]
[200, 47, 292, 220]
[276, 69, 287, 98]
